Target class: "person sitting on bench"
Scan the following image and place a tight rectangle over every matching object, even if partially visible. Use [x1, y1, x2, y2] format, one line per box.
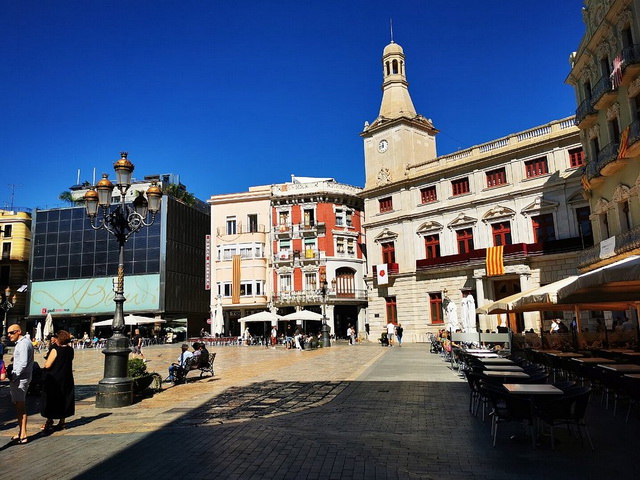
[167, 344, 193, 383]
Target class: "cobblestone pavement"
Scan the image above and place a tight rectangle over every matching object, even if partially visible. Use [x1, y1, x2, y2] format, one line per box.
[0, 342, 638, 479]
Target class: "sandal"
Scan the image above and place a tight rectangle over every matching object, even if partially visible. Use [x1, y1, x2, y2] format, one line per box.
[40, 420, 54, 432]
[11, 434, 21, 441]
[17, 437, 28, 444]
[56, 422, 66, 431]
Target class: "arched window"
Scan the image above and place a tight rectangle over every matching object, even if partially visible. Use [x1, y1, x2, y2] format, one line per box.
[335, 267, 356, 298]
[385, 61, 390, 76]
[392, 59, 399, 74]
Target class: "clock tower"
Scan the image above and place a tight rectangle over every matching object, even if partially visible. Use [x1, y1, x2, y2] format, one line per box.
[361, 41, 438, 191]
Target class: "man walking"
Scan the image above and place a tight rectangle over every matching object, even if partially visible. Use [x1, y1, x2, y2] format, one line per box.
[8, 324, 34, 443]
[386, 321, 395, 347]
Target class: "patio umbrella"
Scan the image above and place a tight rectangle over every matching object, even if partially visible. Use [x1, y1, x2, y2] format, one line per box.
[43, 313, 54, 337]
[280, 310, 324, 322]
[241, 311, 282, 322]
[214, 302, 224, 335]
[461, 294, 476, 332]
[93, 315, 166, 327]
[35, 322, 43, 342]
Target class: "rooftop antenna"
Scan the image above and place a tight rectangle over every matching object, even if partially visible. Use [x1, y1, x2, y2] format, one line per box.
[7, 183, 20, 210]
[390, 18, 394, 43]
[77, 168, 81, 185]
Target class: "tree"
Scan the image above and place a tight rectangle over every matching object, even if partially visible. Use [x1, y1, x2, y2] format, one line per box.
[163, 183, 196, 207]
[58, 191, 83, 205]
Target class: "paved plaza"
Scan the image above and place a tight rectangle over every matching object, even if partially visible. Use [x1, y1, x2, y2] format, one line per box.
[0, 341, 638, 479]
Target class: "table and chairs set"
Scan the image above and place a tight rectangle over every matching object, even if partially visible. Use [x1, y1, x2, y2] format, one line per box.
[454, 345, 640, 450]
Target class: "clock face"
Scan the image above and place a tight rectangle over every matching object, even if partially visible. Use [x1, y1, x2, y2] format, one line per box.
[378, 139, 388, 153]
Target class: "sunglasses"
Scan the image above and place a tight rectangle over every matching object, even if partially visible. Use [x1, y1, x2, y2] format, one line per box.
[7, 330, 19, 335]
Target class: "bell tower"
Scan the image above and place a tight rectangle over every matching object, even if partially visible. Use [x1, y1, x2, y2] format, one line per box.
[361, 41, 438, 192]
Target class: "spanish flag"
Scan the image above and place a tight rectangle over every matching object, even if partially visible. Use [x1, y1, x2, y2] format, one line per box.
[581, 174, 591, 192]
[232, 255, 241, 304]
[486, 246, 504, 276]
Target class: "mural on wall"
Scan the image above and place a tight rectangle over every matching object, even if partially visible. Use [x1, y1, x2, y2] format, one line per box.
[29, 274, 160, 316]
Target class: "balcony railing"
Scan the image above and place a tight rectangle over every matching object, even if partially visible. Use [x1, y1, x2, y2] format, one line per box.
[575, 97, 597, 126]
[216, 224, 267, 236]
[629, 119, 640, 150]
[416, 237, 587, 272]
[590, 74, 617, 108]
[622, 44, 640, 72]
[577, 224, 640, 269]
[273, 289, 367, 305]
[595, 141, 621, 176]
[371, 263, 399, 277]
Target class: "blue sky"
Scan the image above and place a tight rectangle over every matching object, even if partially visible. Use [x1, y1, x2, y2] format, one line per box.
[1, 0, 586, 210]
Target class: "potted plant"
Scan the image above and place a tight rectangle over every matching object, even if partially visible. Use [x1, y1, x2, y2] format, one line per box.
[128, 358, 162, 394]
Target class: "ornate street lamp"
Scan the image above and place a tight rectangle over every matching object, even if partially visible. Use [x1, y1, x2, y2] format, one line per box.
[84, 152, 162, 408]
[319, 279, 331, 347]
[1, 287, 17, 346]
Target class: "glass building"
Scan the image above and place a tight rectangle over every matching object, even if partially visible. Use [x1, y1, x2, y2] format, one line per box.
[28, 196, 210, 336]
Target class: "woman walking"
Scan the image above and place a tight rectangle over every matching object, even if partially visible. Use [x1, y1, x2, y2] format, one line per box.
[41, 330, 75, 432]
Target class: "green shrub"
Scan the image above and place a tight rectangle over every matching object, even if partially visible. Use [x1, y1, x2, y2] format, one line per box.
[128, 358, 147, 378]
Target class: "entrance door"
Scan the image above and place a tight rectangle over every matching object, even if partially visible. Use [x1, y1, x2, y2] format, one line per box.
[493, 280, 524, 332]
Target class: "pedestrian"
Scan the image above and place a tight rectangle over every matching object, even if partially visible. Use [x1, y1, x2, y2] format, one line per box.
[271, 325, 277, 348]
[294, 326, 303, 350]
[7, 324, 34, 444]
[132, 328, 144, 358]
[386, 321, 395, 347]
[396, 323, 404, 347]
[41, 330, 75, 432]
[243, 327, 251, 346]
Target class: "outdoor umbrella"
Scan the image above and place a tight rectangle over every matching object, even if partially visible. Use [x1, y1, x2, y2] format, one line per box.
[35, 322, 43, 342]
[93, 314, 166, 327]
[43, 313, 54, 337]
[280, 310, 324, 322]
[241, 311, 282, 322]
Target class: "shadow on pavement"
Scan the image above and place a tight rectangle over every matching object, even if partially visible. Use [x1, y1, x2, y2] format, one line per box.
[71, 379, 639, 480]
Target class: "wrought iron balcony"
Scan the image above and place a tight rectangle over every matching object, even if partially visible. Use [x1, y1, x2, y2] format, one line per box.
[297, 222, 326, 236]
[622, 44, 640, 78]
[594, 141, 621, 177]
[575, 97, 597, 127]
[371, 263, 399, 277]
[272, 289, 367, 306]
[590, 74, 617, 109]
[577, 224, 640, 269]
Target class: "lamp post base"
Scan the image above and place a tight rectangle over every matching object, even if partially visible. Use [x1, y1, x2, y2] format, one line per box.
[321, 323, 331, 348]
[95, 335, 133, 408]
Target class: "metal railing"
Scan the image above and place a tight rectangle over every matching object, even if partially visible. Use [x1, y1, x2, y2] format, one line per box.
[577, 224, 640, 269]
[575, 98, 597, 125]
[590, 74, 615, 107]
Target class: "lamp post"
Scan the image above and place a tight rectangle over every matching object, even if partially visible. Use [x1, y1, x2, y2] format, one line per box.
[84, 152, 162, 408]
[1, 287, 16, 346]
[319, 279, 331, 347]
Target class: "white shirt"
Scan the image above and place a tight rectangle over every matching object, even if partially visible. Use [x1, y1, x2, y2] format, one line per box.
[386, 323, 395, 335]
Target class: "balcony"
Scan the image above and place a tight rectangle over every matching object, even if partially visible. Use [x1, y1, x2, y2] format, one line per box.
[274, 223, 292, 238]
[216, 224, 267, 236]
[300, 248, 321, 263]
[575, 98, 597, 129]
[622, 45, 640, 84]
[272, 289, 367, 307]
[416, 237, 588, 272]
[595, 141, 623, 177]
[297, 221, 326, 237]
[591, 74, 618, 110]
[371, 263, 399, 277]
[273, 252, 292, 265]
[577, 224, 640, 270]
[627, 119, 640, 158]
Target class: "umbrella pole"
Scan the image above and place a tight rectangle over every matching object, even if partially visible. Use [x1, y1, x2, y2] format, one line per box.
[635, 303, 640, 345]
[539, 311, 545, 350]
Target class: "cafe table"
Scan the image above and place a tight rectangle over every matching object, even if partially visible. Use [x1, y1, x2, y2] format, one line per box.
[484, 365, 524, 372]
[600, 348, 635, 354]
[548, 352, 583, 358]
[624, 374, 640, 379]
[484, 371, 530, 380]
[465, 349, 493, 353]
[503, 384, 564, 448]
[479, 357, 514, 365]
[572, 357, 617, 364]
[469, 353, 501, 358]
[598, 364, 640, 374]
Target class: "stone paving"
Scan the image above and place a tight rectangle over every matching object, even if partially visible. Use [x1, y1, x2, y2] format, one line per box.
[0, 342, 638, 479]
